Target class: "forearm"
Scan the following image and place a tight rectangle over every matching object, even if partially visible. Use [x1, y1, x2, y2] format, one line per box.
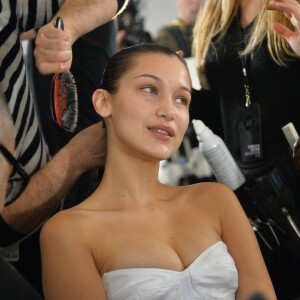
[1, 147, 83, 234]
[0, 162, 11, 212]
[53, 0, 118, 42]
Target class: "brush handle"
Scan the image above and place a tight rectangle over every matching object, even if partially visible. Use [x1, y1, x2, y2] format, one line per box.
[55, 17, 64, 30]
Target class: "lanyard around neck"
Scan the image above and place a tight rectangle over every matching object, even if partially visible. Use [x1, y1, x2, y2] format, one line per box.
[237, 17, 252, 108]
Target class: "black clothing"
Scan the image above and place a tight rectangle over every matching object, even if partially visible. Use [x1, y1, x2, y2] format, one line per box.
[0, 257, 43, 300]
[203, 18, 300, 177]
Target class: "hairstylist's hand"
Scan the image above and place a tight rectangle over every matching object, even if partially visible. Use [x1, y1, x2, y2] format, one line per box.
[34, 21, 75, 75]
[266, 0, 300, 56]
[65, 122, 107, 176]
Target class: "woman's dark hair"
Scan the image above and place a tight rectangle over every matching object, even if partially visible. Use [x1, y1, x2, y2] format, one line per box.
[100, 43, 189, 93]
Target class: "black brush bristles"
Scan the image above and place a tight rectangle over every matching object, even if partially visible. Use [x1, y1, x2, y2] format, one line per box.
[50, 17, 79, 133]
[52, 71, 78, 132]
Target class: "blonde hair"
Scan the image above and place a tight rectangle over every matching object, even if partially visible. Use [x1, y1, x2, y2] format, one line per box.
[193, 0, 299, 89]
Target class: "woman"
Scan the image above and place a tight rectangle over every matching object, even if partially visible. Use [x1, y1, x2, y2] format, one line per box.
[193, 0, 300, 298]
[40, 44, 276, 300]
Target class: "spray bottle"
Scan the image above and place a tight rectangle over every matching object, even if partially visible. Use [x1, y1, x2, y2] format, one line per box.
[192, 119, 246, 190]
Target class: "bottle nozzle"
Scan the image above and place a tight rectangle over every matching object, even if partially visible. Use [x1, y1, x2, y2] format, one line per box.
[192, 119, 206, 140]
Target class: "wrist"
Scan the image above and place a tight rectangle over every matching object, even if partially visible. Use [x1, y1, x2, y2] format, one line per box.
[62, 143, 88, 178]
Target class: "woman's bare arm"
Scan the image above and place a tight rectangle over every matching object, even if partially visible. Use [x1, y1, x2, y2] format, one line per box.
[217, 184, 277, 300]
[40, 211, 107, 300]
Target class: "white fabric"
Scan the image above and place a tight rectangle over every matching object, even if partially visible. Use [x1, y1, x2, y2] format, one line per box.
[102, 241, 238, 300]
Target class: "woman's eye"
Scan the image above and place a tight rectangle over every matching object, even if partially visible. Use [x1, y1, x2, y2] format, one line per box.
[142, 86, 156, 94]
[175, 97, 188, 105]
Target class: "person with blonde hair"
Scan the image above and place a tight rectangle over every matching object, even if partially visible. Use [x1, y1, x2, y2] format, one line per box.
[40, 43, 276, 300]
[193, 1, 300, 299]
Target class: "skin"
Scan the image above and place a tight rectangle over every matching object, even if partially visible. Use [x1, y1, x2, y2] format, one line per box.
[239, 0, 262, 28]
[0, 159, 11, 213]
[0, 97, 15, 213]
[40, 52, 276, 300]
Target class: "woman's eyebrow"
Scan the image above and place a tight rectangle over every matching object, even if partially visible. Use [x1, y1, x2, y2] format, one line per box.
[134, 74, 162, 82]
[134, 74, 191, 94]
[181, 86, 192, 95]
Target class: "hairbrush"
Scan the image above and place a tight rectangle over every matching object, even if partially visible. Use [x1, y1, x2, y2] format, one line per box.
[50, 17, 78, 133]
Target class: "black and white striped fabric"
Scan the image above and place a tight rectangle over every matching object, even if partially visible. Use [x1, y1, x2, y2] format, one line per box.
[0, 0, 63, 198]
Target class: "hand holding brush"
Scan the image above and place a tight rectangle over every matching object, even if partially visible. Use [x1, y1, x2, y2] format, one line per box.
[50, 17, 78, 133]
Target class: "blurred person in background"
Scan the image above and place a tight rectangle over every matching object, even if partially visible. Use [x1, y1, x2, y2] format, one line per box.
[155, 0, 203, 58]
[116, 0, 152, 51]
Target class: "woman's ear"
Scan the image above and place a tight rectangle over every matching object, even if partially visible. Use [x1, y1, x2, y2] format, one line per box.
[92, 89, 112, 118]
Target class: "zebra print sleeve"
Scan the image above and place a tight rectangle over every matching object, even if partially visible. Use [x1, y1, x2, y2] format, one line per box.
[0, 0, 63, 184]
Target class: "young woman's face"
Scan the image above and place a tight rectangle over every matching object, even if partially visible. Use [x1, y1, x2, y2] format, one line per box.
[109, 53, 192, 161]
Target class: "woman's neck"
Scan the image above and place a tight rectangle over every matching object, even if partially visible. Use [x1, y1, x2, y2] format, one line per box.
[239, 0, 261, 28]
[95, 152, 163, 209]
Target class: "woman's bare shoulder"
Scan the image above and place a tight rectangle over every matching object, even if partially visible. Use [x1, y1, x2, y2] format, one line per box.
[40, 205, 99, 248]
[168, 181, 240, 217]
[40, 197, 115, 247]
[188, 181, 232, 192]
[175, 181, 236, 203]
[41, 209, 82, 243]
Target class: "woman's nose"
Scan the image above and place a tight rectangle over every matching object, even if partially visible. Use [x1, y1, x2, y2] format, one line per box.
[156, 99, 175, 121]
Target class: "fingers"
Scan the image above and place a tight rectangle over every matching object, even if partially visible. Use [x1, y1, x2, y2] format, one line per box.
[34, 48, 72, 74]
[273, 22, 294, 39]
[34, 23, 73, 75]
[265, 0, 300, 22]
[22, 29, 37, 40]
[265, 0, 300, 38]
[176, 50, 185, 58]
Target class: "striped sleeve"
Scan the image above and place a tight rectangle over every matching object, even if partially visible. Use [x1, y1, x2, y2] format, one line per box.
[0, 0, 62, 185]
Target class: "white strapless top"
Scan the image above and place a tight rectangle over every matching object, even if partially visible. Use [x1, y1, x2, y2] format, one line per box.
[102, 241, 238, 300]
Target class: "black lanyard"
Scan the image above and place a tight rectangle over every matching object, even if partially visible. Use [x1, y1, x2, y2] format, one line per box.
[236, 15, 263, 162]
[237, 17, 252, 107]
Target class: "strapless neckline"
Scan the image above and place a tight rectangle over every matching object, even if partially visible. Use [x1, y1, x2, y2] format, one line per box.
[102, 240, 224, 278]
[102, 240, 238, 299]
